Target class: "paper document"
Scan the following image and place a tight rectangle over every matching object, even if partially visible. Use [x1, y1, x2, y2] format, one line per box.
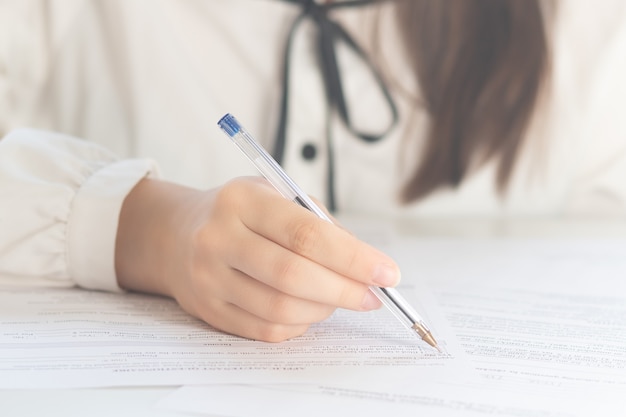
[158, 239, 626, 417]
[406, 239, 626, 393]
[436, 284, 626, 392]
[0, 285, 469, 389]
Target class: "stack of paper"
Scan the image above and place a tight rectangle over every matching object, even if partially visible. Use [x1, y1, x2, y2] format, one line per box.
[2, 238, 626, 416]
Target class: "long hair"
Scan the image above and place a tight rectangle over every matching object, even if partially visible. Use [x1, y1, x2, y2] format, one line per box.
[394, 0, 549, 202]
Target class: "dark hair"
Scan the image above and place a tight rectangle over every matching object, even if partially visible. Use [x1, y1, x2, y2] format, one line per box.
[394, 0, 549, 202]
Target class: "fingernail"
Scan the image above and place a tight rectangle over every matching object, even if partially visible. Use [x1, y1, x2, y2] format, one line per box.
[372, 263, 400, 287]
[361, 291, 382, 310]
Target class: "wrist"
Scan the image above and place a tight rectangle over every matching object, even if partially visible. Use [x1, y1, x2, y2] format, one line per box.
[114, 178, 200, 297]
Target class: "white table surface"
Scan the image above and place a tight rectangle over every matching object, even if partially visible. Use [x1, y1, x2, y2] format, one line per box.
[4, 216, 626, 417]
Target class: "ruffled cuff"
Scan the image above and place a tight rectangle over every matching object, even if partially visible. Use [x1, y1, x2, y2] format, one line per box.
[68, 159, 159, 292]
[0, 128, 159, 291]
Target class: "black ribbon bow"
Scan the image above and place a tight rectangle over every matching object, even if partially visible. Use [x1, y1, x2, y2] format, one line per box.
[275, 0, 399, 211]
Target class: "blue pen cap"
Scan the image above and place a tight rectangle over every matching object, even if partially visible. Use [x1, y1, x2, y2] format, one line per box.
[217, 113, 241, 137]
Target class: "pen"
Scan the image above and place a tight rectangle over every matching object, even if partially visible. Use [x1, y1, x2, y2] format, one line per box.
[218, 113, 439, 350]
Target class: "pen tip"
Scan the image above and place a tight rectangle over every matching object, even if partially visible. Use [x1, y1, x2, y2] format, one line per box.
[423, 333, 441, 352]
[412, 323, 440, 352]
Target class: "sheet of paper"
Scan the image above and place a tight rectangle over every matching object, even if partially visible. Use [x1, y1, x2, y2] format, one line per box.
[0, 284, 470, 389]
[158, 238, 626, 417]
[435, 284, 626, 390]
[386, 239, 626, 391]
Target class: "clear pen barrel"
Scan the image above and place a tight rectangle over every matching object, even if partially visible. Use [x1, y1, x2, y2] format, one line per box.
[369, 286, 429, 331]
[218, 113, 435, 346]
[230, 130, 330, 221]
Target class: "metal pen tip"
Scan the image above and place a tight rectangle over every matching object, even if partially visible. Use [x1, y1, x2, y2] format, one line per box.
[412, 322, 441, 352]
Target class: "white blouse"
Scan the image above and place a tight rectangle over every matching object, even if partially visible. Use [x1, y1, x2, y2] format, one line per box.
[1, 0, 626, 291]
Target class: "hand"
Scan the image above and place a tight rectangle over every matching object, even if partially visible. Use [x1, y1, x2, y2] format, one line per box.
[115, 177, 400, 342]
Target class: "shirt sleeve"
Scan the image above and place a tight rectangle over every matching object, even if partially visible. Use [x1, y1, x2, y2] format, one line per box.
[0, 128, 160, 291]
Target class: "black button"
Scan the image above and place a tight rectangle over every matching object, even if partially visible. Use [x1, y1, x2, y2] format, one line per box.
[301, 143, 317, 161]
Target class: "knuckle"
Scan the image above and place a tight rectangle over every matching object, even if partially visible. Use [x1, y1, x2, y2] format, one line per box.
[255, 323, 291, 343]
[190, 224, 211, 252]
[336, 284, 360, 309]
[312, 305, 337, 323]
[190, 224, 221, 267]
[288, 219, 321, 255]
[256, 323, 309, 343]
[344, 245, 362, 277]
[266, 293, 298, 323]
[212, 179, 246, 212]
[195, 299, 225, 326]
[272, 257, 303, 291]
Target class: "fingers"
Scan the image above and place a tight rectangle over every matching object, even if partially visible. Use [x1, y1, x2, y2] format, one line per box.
[166, 177, 401, 343]
[239, 183, 401, 289]
[173, 261, 324, 342]
[187, 264, 329, 342]
[224, 229, 382, 312]
[197, 297, 313, 343]
[215, 265, 338, 325]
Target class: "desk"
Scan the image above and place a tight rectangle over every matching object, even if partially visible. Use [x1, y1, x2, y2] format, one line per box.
[4, 388, 181, 417]
[3, 217, 626, 417]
